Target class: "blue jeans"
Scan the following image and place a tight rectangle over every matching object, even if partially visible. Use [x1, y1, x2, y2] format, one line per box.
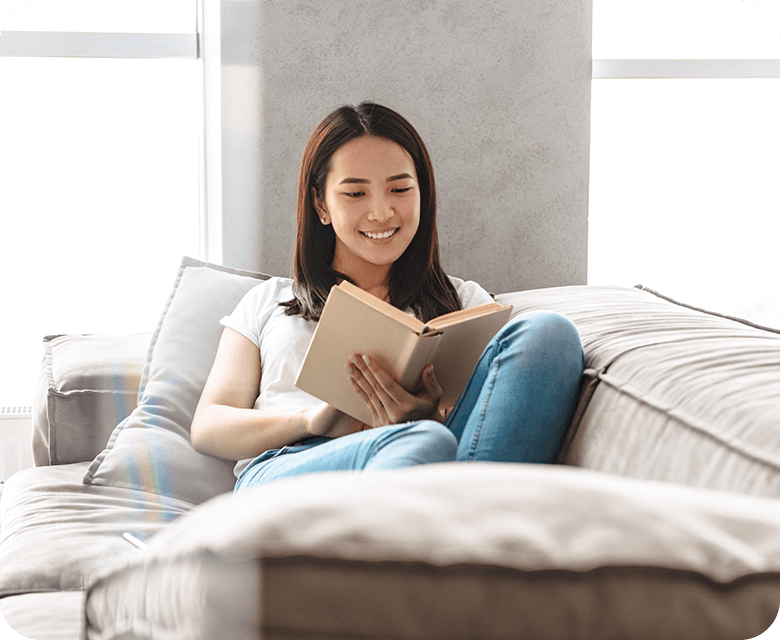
[235, 311, 583, 491]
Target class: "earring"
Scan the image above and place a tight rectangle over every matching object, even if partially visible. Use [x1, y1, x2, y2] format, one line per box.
[321, 218, 327, 224]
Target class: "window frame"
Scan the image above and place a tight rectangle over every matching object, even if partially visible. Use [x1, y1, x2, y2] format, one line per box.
[593, 59, 780, 78]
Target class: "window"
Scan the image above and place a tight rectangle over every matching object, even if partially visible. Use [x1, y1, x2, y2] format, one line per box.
[590, 1, 780, 327]
[0, 2, 201, 408]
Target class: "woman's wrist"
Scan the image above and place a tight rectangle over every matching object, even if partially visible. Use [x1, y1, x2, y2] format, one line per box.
[303, 403, 337, 437]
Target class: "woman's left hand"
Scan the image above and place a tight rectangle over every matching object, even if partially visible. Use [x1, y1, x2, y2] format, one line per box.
[347, 355, 442, 427]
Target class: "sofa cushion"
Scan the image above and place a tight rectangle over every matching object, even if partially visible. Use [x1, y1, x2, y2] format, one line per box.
[85, 463, 780, 640]
[0, 463, 191, 598]
[496, 285, 780, 498]
[32, 333, 149, 466]
[82, 257, 270, 505]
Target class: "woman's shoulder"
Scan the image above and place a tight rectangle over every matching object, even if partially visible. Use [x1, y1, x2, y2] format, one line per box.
[225, 276, 294, 320]
[447, 276, 494, 309]
[239, 275, 294, 305]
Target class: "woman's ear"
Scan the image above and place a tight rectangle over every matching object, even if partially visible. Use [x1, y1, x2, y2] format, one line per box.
[312, 187, 330, 225]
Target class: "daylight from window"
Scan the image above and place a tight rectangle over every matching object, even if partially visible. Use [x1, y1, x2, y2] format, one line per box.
[0, 2, 199, 408]
[590, 0, 780, 328]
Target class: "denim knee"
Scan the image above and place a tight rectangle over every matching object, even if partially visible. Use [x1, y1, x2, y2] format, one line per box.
[500, 311, 583, 366]
[406, 420, 458, 462]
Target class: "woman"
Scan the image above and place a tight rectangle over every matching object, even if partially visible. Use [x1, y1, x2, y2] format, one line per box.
[190, 102, 584, 491]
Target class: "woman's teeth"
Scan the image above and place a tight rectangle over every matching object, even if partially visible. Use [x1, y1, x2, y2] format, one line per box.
[362, 229, 397, 240]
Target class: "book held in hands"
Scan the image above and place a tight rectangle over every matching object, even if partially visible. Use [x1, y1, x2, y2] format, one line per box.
[295, 281, 513, 425]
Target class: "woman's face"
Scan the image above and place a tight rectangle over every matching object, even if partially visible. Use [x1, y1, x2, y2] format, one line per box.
[314, 135, 420, 281]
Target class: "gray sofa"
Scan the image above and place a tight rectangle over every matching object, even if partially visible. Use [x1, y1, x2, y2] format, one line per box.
[2, 256, 780, 640]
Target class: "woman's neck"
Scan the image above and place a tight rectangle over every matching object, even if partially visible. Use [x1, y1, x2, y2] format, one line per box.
[334, 263, 391, 301]
[349, 274, 390, 301]
[345, 272, 389, 301]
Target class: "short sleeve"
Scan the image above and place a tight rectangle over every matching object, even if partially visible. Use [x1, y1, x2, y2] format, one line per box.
[449, 276, 495, 309]
[220, 278, 290, 349]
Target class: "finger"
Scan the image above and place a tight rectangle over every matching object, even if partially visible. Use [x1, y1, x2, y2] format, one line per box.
[354, 355, 407, 408]
[347, 361, 387, 425]
[349, 355, 395, 411]
[348, 372, 380, 419]
[356, 356, 439, 425]
[422, 364, 443, 401]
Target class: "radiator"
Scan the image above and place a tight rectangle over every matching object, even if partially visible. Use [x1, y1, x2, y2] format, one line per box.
[0, 407, 34, 481]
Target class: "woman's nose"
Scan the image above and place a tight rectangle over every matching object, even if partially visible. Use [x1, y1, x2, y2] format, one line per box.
[367, 196, 393, 222]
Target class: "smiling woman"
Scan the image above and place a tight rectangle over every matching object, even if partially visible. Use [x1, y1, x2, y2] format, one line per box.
[0, 2, 201, 409]
[189, 102, 585, 495]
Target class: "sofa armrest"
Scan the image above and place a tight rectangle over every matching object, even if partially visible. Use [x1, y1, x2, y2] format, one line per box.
[32, 334, 151, 466]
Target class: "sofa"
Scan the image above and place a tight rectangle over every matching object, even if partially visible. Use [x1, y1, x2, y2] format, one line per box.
[2, 256, 780, 640]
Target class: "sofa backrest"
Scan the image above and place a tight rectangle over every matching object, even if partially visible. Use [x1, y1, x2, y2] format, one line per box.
[496, 285, 780, 499]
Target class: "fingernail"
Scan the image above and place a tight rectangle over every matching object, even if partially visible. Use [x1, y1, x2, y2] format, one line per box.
[362, 355, 371, 365]
[346, 364, 353, 374]
[349, 356, 359, 365]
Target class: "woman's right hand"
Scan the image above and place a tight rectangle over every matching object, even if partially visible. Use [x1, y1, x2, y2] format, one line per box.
[305, 402, 368, 439]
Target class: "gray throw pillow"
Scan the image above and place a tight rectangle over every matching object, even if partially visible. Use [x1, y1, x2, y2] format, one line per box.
[83, 256, 271, 504]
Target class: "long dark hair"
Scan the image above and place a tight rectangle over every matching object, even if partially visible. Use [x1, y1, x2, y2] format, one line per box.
[281, 102, 461, 322]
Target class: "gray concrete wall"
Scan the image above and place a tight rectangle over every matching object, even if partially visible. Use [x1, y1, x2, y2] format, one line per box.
[218, 0, 591, 295]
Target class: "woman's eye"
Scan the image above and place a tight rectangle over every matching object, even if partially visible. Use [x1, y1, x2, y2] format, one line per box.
[392, 187, 412, 193]
[344, 191, 364, 198]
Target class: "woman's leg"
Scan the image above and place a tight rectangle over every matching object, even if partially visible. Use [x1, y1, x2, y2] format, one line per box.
[235, 420, 457, 491]
[445, 311, 584, 463]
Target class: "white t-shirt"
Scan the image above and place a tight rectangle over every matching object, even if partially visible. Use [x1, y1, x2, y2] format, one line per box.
[220, 276, 493, 476]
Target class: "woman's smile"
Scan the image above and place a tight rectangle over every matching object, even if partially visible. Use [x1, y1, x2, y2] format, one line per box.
[360, 227, 399, 240]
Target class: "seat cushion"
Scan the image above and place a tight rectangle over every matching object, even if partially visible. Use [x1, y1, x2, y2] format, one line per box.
[0, 463, 191, 597]
[86, 463, 780, 640]
[1, 591, 85, 640]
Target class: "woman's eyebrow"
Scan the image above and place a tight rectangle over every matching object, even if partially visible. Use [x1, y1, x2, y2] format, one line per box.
[387, 173, 413, 182]
[338, 173, 413, 185]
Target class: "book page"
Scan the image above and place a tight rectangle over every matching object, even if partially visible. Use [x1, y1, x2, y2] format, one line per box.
[426, 302, 508, 331]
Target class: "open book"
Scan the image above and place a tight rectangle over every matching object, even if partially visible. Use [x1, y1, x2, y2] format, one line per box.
[295, 281, 513, 425]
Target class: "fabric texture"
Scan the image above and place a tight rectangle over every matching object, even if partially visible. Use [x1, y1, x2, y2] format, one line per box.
[1, 591, 85, 640]
[82, 257, 271, 504]
[33, 334, 149, 466]
[223, 275, 494, 477]
[85, 463, 780, 640]
[495, 284, 780, 498]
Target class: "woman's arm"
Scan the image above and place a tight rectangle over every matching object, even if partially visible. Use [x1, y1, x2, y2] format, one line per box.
[191, 328, 362, 461]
